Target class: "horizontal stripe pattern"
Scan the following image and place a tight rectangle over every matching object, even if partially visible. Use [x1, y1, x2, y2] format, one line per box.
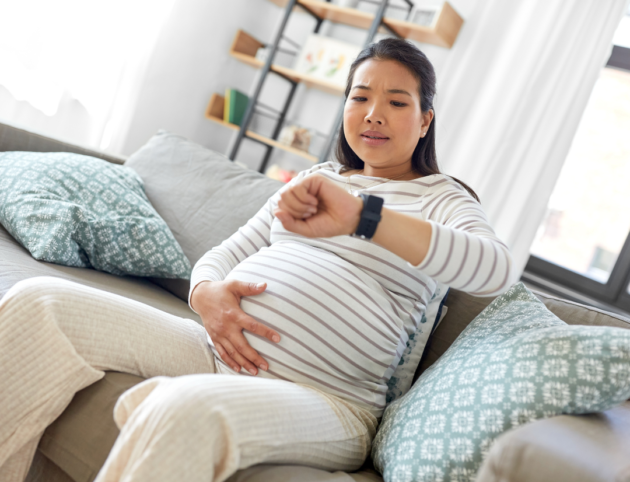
[190, 162, 513, 416]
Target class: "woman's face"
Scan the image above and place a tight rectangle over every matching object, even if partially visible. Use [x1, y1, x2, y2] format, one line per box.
[343, 59, 433, 172]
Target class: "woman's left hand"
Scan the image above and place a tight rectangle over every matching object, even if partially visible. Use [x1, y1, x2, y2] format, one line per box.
[274, 174, 363, 238]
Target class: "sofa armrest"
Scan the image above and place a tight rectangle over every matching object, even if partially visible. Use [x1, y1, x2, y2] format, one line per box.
[476, 401, 630, 482]
[0, 122, 126, 165]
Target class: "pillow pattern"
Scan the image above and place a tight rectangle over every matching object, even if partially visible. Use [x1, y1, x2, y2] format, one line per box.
[386, 283, 449, 403]
[372, 282, 630, 482]
[0, 151, 191, 278]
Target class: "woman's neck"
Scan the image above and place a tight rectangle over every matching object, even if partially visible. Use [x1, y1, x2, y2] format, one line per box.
[353, 164, 420, 180]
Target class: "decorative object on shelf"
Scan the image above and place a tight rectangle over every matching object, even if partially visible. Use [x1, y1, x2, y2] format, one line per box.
[335, 0, 359, 8]
[278, 124, 312, 152]
[293, 34, 362, 87]
[409, 4, 440, 27]
[265, 164, 298, 183]
[255, 45, 271, 62]
[223, 88, 249, 126]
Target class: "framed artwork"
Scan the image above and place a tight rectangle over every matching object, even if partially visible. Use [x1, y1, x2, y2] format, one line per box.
[293, 34, 362, 87]
[409, 5, 441, 28]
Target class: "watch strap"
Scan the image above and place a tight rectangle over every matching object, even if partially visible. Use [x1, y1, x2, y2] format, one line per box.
[354, 193, 384, 239]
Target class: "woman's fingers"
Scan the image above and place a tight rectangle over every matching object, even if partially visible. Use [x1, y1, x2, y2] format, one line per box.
[279, 188, 317, 219]
[218, 335, 260, 376]
[227, 330, 269, 372]
[278, 195, 315, 219]
[291, 182, 318, 206]
[239, 314, 280, 344]
[213, 339, 240, 373]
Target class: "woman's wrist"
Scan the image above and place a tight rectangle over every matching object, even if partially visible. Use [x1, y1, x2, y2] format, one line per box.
[371, 208, 432, 265]
[190, 280, 214, 312]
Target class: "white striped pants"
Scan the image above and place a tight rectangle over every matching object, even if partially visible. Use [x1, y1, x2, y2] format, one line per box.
[0, 277, 376, 482]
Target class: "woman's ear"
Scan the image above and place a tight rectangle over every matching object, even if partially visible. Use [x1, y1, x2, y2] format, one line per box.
[421, 109, 434, 137]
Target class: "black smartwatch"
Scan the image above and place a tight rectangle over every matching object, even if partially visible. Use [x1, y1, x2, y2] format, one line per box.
[353, 193, 384, 240]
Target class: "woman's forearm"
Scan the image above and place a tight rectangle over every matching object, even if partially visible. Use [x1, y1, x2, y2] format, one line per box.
[370, 207, 432, 266]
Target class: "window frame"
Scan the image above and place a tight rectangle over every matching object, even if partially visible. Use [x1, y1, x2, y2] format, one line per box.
[524, 45, 630, 313]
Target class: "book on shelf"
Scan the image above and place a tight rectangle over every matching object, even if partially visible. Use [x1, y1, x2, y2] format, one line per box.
[223, 88, 249, 126]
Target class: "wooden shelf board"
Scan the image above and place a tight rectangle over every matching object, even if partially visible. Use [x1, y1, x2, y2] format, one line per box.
[206, 115, 240, 132]
[266, 0, 463, 49]
[247, 131, 318, 163]
[229, 50, 344, 95]
[384, 3, 463, 48]
[298, 0, 375, 30]
[273, 65, 345, 95]
[230, 51, 265, 70]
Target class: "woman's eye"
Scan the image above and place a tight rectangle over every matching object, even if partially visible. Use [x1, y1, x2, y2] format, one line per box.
[391, 101, 407, 107]
[352, 97, 367, 102]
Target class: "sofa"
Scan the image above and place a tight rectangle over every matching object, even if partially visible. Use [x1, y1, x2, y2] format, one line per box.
[1, 121, 630, 482]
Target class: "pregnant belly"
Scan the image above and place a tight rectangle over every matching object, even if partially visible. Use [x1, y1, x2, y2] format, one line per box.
[223, 244, 405, 413]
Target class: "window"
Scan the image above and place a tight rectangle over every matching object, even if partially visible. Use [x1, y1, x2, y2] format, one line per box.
[524, 10, 630, 314]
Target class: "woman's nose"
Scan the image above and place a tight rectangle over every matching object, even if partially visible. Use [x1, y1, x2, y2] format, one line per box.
[364, 107, 383, 125]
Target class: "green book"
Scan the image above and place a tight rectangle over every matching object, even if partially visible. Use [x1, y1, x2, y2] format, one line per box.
[223, 88, 249, 127]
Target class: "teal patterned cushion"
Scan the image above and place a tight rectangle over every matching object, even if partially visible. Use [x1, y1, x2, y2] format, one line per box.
[0, 151, 191, 278]
[372, 283, 630, 482]
[386, 283, 449, 404]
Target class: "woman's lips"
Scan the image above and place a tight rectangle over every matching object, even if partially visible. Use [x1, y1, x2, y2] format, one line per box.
[361, 132, 389, 147]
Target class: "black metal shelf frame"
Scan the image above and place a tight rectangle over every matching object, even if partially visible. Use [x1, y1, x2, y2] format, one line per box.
[228, 0, 404, 173]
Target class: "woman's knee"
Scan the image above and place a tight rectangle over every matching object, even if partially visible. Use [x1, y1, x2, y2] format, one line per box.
[2, 276, 69, 305]
[117, 375, 230, 428]
[0, 277, 80, 331]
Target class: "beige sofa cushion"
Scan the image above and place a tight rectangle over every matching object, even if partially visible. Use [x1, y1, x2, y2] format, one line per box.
[124, 131, 283, 300]
[0, 223, 199, 323]
[226, 465, 384, 482]
[39, 373, 145, 482]
[477, 401, 630, 482]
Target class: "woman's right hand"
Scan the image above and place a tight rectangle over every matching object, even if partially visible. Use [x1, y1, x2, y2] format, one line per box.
[190, 280, 280, 376]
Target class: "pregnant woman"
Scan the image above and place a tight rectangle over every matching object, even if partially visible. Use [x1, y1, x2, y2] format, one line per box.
[0, 38, 513, 482]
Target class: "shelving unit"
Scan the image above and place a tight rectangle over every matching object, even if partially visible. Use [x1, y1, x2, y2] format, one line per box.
[208, 0, 464, 174]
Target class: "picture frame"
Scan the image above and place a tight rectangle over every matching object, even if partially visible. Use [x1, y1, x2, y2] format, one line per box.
[293, 34, 362, 87]
[408, 5, 441, 28]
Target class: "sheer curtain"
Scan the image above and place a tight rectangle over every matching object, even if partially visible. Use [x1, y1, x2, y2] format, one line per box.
[0, 0, 175, 152]
[435, 0, 630, 278]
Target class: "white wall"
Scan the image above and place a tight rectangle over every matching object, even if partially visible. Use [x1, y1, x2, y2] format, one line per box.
[119, 0, 479, 172]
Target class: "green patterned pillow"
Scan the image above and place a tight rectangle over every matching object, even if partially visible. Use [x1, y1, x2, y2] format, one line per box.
[0, 151, 191, 278]
[372, 283, 630, 482]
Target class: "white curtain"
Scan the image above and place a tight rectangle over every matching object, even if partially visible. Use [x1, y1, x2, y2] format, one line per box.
[435, 0, 629, 279]
[0, 0, 175, 151]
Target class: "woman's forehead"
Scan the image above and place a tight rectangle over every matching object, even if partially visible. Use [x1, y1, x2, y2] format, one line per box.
[351, 59, 419, 92]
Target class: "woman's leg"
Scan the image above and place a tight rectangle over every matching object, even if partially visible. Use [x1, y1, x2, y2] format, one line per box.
[0, 276, 216, 481]
[96, 375, 378, 482]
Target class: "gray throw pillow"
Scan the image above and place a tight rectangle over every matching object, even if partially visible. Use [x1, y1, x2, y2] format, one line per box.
[125, 131, 283, 300]
[372, 282, 630, 482]
[0, 151, 191, 278]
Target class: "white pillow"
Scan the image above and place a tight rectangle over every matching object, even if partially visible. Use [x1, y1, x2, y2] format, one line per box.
[385, 282, 449, 404]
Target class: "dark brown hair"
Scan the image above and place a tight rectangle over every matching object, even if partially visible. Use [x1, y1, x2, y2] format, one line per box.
[335, 38, 479, 202]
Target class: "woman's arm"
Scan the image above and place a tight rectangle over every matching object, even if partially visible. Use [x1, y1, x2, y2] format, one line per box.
[274, 174, 514, 297]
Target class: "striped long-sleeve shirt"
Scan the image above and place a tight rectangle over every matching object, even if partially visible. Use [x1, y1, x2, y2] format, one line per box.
[190, 162, 513, 417]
